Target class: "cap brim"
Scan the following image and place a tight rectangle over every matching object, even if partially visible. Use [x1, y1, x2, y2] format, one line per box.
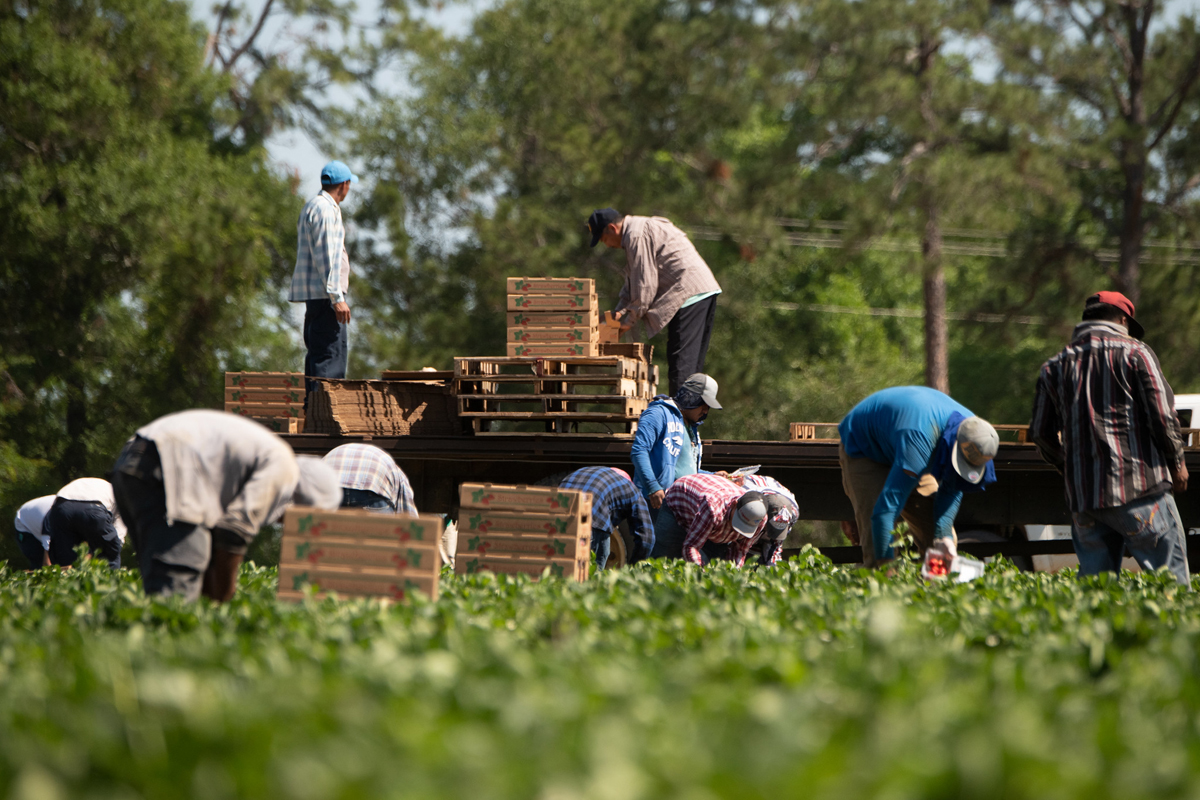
[702, 391, 721, 410]
[350, 174, 359, 184]
[951, 443, 985, 484]
[589, 229, 601, 247]
[1128, 316, 1144, 339]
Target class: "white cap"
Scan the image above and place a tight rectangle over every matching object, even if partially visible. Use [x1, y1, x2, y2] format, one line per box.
[294, 456, 343, 509]
[951, 417, 999, 484]
[680, 373, 722, 410]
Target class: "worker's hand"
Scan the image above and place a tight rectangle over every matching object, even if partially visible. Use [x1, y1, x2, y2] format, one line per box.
[928, 536, 958, 562]
[613, 308, 634, 332]
[713, 471, 743, 486]
[840, 519, 860, 546]
[333, 301, 351, 324]
[649, 490, 666, 509]
[1173, 462, 1189, 493]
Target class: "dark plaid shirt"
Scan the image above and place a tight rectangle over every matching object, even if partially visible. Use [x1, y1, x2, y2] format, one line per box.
[1031, 320, 1184, 511]
[559, 467, 654, 562]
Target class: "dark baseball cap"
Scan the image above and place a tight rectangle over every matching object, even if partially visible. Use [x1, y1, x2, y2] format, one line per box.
[1085, 291, 1143, 338]
[586, 208, 622, 247]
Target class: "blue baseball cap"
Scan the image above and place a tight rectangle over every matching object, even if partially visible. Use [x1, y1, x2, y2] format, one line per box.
[320, 160, 359, 186]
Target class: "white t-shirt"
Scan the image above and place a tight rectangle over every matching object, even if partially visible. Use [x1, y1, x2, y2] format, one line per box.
[55, 478, 126, 542]
[13, 495, 56, 550]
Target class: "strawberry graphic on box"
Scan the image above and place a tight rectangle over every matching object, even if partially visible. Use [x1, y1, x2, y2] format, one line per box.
[297, 516, 328, 536]
[395, 521, 427, 541]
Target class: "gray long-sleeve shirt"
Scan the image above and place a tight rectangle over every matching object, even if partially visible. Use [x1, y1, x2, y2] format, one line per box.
[614, 216, 721, 338]
[135, 410, 301, 542]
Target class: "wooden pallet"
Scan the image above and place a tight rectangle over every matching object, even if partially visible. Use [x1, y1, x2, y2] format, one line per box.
[456, 356, 648, 381]
[380, 369, 454, 382]
[469, 418, 639, 436]
[458, 395, 648, 417]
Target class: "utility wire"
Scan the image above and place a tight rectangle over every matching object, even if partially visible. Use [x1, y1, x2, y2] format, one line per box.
[766, 302, 1051, 325]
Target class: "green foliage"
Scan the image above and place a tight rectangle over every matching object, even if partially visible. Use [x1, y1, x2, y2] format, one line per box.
[2, 553, 1200, 797]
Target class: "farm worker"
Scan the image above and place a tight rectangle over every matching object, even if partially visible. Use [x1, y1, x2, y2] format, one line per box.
[838, 386, 998, 569]
[43, 478, 126, 569]
[587, 208, 722, 394]
[630, 373, 722, 517]
[110, 410, 342, 603]
[1031, 291, 1190, 585]
[289, 160, 359, 408]
[653, 473, 768, 565]
[741, 473, 798, 566]
[558, 467, 655, 569]
[12, 495, 55, 568]
[323, 443, 417, 515]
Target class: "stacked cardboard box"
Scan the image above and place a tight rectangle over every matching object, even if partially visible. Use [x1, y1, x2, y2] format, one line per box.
[277, 506, 442, 601]
[455, 483, 592, 580]
[506, 277, 601, 357]
[225, 372, 305, 433]
[306, 379, 459, 436]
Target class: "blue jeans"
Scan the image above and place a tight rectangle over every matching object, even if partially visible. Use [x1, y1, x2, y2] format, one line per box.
[12, 528, 47, 569]
[591, 527, 611, 569]
[303, 299, 348, 404]
[1072, 491, 1190, 585]
[341, 488, 396, 513]
[651, 505, 686, 559]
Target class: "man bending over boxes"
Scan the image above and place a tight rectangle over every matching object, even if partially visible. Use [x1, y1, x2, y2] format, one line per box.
[111, 410, 342, 603]
[558, 467, 654, 569]
[653, 473, 768, 566]
[324, 443, 417, 514]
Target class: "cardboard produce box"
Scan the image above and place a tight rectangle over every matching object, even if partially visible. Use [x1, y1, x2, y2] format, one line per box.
[455, 551, 589, 581]
[507, 310, 598, 328]
[507, 294, 598, 312]
[278, 565, 437, 601]
[225, 388, 305, 405]
[247, 416, 303, 434]
[460, 506, 590, 537]
[506, 277, 595, 295]
[281, 536, 437, 571]
[225, 371, 304, 389]
[283, 507, 443, 545]
[506, 342, 600, 357]
[227, 403, 305, 419]
[459, 530, 590, 559]
[508, 326, 599, 344]
[459, 482, 586, 513]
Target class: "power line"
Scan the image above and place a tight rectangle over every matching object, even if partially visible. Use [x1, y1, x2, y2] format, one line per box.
[767, 302, 1052, 325]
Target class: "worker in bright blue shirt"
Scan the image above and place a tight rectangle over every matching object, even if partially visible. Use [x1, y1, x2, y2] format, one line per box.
[837, 386, 999, 568]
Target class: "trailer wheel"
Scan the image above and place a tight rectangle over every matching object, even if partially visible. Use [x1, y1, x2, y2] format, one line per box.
[606, 527, 627, 569]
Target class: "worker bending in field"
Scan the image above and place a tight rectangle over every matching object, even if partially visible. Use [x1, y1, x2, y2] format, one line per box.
[741, 473, 798, 566]
[111, 410, 342, 603]
[1031, 292, 1190, 584]
[289, 160, 359, 407]
[12, 495, 54, 569]
[324, 442, 417, 514]
[653, 473, 768, 565]
[558, 467, 654, 569]
[587, 208, 721, 394]
[631, 373, 722, 518]
[44, 478, 126, 569]
[838, 386, 998, 569]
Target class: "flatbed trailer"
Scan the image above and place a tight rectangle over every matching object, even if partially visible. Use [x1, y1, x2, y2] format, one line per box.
[282, 434, 1200, 565]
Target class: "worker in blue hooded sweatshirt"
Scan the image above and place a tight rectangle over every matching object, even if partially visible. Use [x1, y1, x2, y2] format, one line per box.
[630, 373, 724, 520]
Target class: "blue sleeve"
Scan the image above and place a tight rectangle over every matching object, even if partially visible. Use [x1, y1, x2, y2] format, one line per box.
[631, 407, 663, 493]
[932, 485, 963, 539]
[870, 460, 920, 562]
[626, 492, 655, 562]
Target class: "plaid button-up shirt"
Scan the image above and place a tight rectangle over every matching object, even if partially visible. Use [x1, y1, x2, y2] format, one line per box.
[289, 190, 349, 304]
[664, 472, 765, 566]
[559, 466, 654, 561]
[741, 474, 796, 565]
[1031, 320, 1184, 512]
[322, 443, 416, 515]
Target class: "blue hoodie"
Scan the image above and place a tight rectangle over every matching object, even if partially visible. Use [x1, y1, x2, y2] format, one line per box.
[630, 396, 703, 498]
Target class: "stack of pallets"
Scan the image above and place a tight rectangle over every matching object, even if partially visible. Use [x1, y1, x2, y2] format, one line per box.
[455, 483, 592, 581]
[454, 355, 655, 436]
[306, 379, 459, 436]
[506, 277, 602, 357]
[277, 507, 443, 601]
[225, 372, 305, 433]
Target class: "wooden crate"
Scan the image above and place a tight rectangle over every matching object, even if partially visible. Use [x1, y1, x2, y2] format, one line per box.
[459, 482, 586, 513]
[507, 294, 598, 312]
[507, 342, 601, 357]
[455, 551, 589, 582]
[507, 277, 596, 295]
[457, 395, 648, 419]
[789, 422, 840, 441]
[507, 310, 599, 328]
[306, 379, 459, 436]
[277, 507, 442, 602]
[225, 371, 304, 389]
[508, 326, 600, 344]
[455, 356, 647, 383]
[599, 342, 653, 362]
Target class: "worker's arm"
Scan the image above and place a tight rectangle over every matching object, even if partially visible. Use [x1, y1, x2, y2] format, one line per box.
[1132, 347, 1187, 479]
[620, 229, 658, 327]
[931, 485, 964, 540]
[1029, 367, 1065, 472]
[729, 532, 757, 567]
[307, 200, 346, 305]
[679, 507, 710, 565]
[626, 492, 655, 562]
[216, 455, 301, 545]
[630, 407, 666, 494]
[870, 461, 921, 562]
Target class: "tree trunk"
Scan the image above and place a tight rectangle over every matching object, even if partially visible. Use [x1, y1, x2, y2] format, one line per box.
[922, 200, 949, 394]
[62, 364, 88, 481]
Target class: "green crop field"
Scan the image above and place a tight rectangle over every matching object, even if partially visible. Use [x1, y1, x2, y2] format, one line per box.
[3, 550, 1199, 799]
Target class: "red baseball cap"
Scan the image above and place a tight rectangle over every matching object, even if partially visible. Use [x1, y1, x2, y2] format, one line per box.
[1085, 291, 1143, 339]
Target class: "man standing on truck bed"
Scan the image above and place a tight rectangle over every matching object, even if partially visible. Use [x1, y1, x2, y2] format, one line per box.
[587, 208, 721, 394]
[290, 160, 359, 406]
[1031, 291, 1190, 585]
[838, 386, 999, 569]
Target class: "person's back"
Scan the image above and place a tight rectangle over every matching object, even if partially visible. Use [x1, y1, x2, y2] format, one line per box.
[839, 386, 972, 469]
